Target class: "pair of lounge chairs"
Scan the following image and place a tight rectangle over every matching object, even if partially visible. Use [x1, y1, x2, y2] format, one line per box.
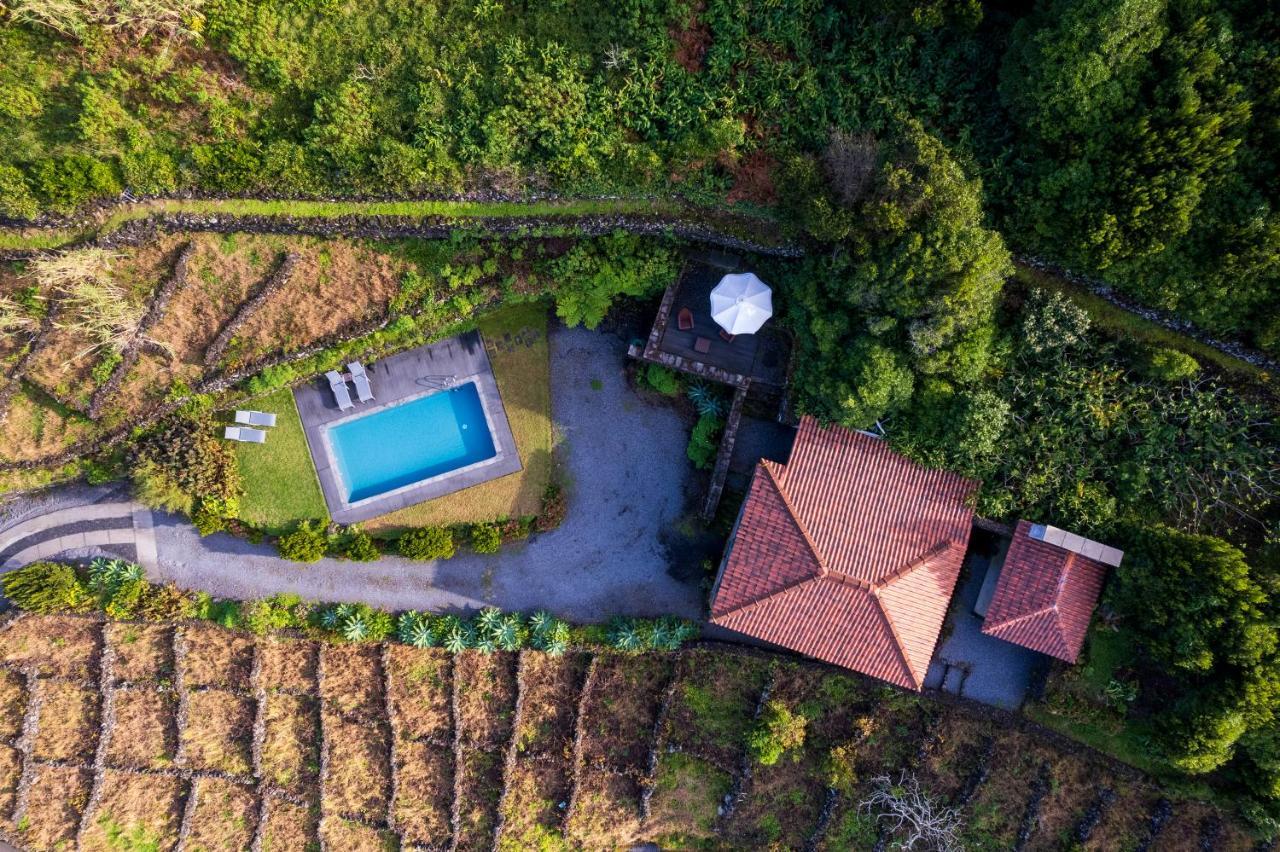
[225, 409, 277, 443]
[327, 362, 375, 411]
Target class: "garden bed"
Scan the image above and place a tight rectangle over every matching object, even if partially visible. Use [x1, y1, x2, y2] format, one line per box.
[261, 692, 321, 798]
[178, 624, 254, 691]
[0, 669, 26, 739]
[321, 713, 391, 823]
[512, 651, 588, 757]
[454, 747, 504, 852]
[18, 764, 93, 851]
[385, 646, 452, 742]
[256, 637, 319, 694]
[645, 752, 732, 845]
[105, 687, 178, 770]
[259, 796, 318, 852]
[0, 614, 100, 679]
[179, 688, 255, 776]
[183, 777, 258, 852]
[0, 745, 19, 818]
[319, 815, 398, 851]
[105, 623, 174, 683]
[498, 759, 571, 850]
[579, 654, 672, 772]
[320, 643, 384, 721]
[32, 680, 99, 763]
[565, 770, 643, 848]
[80, 769, 184, 852]
[662, 649, 770, 768]
[392, 738, 453, 847]
[454, 651, 518, 750]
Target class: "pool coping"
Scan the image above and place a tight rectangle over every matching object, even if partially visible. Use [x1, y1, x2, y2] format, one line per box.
[292, 331, 522, 525]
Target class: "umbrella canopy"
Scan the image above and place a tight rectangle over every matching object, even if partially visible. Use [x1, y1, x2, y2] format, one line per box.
[710, 273, 773, 335]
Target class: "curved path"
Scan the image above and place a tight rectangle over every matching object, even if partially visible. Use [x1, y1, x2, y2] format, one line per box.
[0, 328, 705, 622]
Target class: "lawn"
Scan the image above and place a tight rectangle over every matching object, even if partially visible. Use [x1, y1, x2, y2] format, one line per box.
[232, 387, 329, 533]
[366, 301, 553, 532]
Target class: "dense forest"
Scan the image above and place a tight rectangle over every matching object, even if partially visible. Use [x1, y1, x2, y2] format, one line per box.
[0, 0, 1276, 349]
[2, 0, 1279, 832]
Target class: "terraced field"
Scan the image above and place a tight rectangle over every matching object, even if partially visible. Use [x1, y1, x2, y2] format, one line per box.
[0, 613, 1257, 851]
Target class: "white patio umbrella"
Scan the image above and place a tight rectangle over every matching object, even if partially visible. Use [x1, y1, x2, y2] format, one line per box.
[710, 272, 773, 335]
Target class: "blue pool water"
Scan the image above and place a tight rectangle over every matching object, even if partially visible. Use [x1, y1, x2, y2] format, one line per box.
[327, 382, 497, 503]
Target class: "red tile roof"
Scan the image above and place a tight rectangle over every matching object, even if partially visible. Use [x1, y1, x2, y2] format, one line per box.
[980, 520, 1111, 662]
[710, 418, 977, 689]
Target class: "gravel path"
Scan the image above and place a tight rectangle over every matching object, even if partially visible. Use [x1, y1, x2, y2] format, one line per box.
[150, 325, 705, 622]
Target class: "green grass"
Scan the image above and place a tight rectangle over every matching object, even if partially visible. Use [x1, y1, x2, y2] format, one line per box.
[1015, 264, 1272, 385]
[232, 387, 329, 534]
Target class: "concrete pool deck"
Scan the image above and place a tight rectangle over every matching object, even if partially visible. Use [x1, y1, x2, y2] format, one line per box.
[294, 331, 521, 524]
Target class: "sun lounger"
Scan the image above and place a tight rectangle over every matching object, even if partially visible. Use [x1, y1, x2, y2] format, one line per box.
[224, 426, 267, 443]
[347, 361, 374, 403]
[327, 370, 354, 411]
[677, 307, 694, 331]
[234, 410, 277, 428]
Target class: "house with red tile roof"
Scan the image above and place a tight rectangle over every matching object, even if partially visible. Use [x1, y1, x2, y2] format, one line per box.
[978, 520, 1122, 663]
[708, 417, 978, 690]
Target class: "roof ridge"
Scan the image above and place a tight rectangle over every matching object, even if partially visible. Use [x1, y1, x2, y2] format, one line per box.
[713, 574, 828, 620]
[760, 461, 830, 579]
[984, 605, 1067, 643]
[873, 540, 955, 590]
[868, 587, 924, 689]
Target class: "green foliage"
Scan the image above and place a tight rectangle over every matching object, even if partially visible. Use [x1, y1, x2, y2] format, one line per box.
[686, 412, 723, 470]
[336, 526, 380, 561]
[1137, 346, 1201, 382]
[276, 520, 328, 563]
[549, 232, 678, 329]
[132, 409, 242, 521]
[469, 522, 502, 554]
[397, 611, 437, 648]
[397, 526, 455, 560]
[748, 700, 807, 766]
[686, 382, 724, 417]
[242, 594, 309, 634]
[1, 562, 92, 614]
[641, 364, 681, 397]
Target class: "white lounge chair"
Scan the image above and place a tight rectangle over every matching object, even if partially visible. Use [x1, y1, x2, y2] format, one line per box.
[234, 410, 277, 428]
[347, 361, 374, 403]
[327, 370, 354, 411]
[224, 426, 267, 443]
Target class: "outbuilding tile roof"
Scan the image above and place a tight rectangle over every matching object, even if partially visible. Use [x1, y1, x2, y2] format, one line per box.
[710, 418, 977, 689]
[980, 519, 1113, 662]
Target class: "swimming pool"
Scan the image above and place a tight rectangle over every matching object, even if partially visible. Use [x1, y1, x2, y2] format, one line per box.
[324, 382, 498, 504]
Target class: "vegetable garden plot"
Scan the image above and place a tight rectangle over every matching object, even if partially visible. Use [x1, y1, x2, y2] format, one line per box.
[455, 746, 504, 852]
[579, 654, 673, 772]
[498, 759, 572, 850]
[178, 624, 254, 691]
[385, 645, 452, 742]
[32, 680, 99, 763]
[257, 637, 318, 694]
[662, 650, 770, 768]
[322, 712, 391, 823]
[1023, 748, 1107, 851]
[105, 622, 173, 683]
[1084, 785, 1163, 851]
[645, 751, 732, 844]
[0, 668, 26, 739]
[320, 643, 383, 720]
[259, 796, 319, 852]
[104, 687, 178, 770]
[960, 731, 1057, 850]
[1147, 800, 1227, 852]
[0, 744, 18, 815]
[565, 770, 643, 849]
[183, 777, 258, 852]
[0, 614, 100, 679]
[179, 689, 255, 777]
[454, 651, 518, 750]
[917, 709, 993, 802]
[17, 764, 93, 851]
[79, 769, 184, 852]
[512, 651, 589, 757]
[261, 692, 321, 798]
[319, 815, 399, 852]
[392, 738, 453, 848]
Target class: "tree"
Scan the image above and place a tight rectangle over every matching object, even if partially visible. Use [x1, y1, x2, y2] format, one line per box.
[548, 232, 678, 329]
[748, 700, 807, 766]
[860, 772, 963, 852]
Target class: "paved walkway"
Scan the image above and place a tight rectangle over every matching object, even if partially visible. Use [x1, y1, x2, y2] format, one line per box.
[0, 500, 156, 571]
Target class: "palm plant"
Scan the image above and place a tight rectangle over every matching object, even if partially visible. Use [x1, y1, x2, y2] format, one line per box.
[610, 618, 645, 652]
[321, 602, 355, 631]
[687, 382, 725, 417]
[528, 609, 554, 637]
[442, 625, 470, 653]
[87, 557, 143, 595]
[476, 606, 503, 637]
[495, 614, 524, 651]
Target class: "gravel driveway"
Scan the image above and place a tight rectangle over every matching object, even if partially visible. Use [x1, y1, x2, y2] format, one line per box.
[151, 324, 705, 622]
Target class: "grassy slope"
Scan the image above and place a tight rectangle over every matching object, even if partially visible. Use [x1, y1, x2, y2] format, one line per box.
[366, 300, 553, 532]
[232, 387, 328, 533]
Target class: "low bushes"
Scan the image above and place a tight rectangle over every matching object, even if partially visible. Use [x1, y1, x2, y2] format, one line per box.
[397, 527, 455, 560]
[747, 699, 808, 766]
[5, 559, 699, 657]
[276, 520, 328, 563]
[273, 511, 554, 563]
[687, 413, 724, 470]
[469, 522, 501, 554]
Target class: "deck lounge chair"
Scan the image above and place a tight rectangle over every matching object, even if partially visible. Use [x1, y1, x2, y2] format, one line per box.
[224, 426, 267, 443]
[234, 410, 277, 428]
[327, 370, 355, 411]
[677, 307, 694, 331]
[347, 361, 374, 403]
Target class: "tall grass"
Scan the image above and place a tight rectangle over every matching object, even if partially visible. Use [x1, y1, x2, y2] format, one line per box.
[0, 0, 206, 40]
[0, 296, 38, 335]
[27, 248, 148, 359]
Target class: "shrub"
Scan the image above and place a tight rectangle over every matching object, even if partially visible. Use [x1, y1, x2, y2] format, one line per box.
[397, 526, 455, 560]
[193, 594, 243, 629]
[1019, 290, 1091, 357]
[191, 503, 227, 536]
[31, 155, 121, 213]
[687, 413, 723, 470]
[243, 594, 309, 634]
[136, 583, 196, 621]
[0, 164, 38, 220]
[748, 700, 808, 766]
[132, 410, 242, 519]
[687, 381, 724, 417]
[397, 611, 437, 648]
[469, 522, 501, 554]
[1138, 347, 1200, 382]
[641, 363, 680, 396]
[276, 520, 328, 563]
[1, 562, 92, 614]
[535, 481, 567, 533]
[337, 526, 380, 561]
